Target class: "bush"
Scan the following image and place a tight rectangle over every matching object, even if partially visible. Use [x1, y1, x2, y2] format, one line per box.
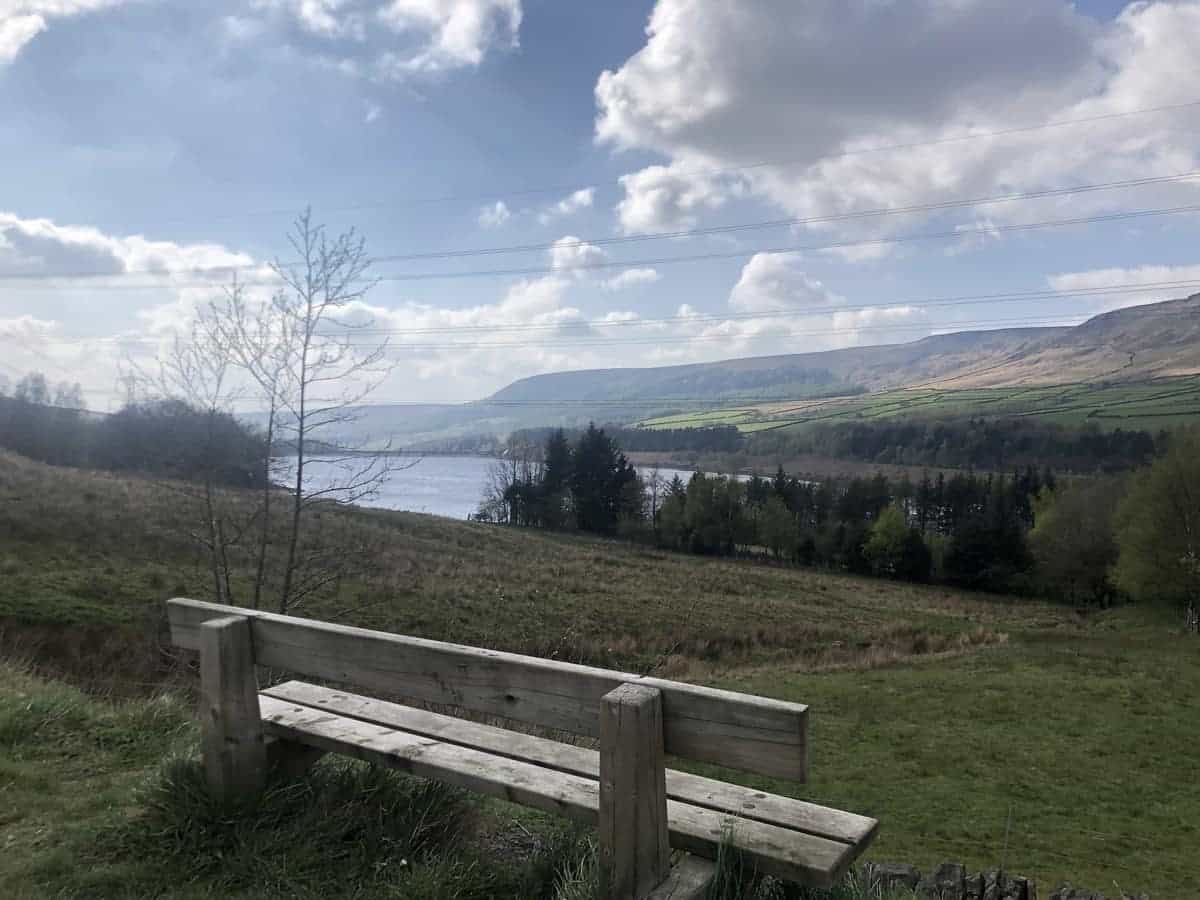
[1113, 429, 1200, 609]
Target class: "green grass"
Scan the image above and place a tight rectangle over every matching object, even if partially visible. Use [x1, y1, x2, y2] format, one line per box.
[715, 606, 1200, 897]
[0, 661, 915, 899]
[0, 659, 590, 899]
[636, 375, 1200, 434]
[2, 450, 1197, 896]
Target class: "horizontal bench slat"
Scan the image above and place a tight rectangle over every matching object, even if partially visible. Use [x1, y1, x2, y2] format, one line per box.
[258, 695, 854, 887]
[169, 598, 807, 781]
[646, 855, 715, 900]
[262, 681, 875, 848]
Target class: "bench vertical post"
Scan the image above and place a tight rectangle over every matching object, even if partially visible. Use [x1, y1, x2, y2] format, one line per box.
[599, 683, 671, 899]
[199, 615, 267, 802]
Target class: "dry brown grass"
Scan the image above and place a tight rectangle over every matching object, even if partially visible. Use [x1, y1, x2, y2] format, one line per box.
[0, 448, 1069, 693]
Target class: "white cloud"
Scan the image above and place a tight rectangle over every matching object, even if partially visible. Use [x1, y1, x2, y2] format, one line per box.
[702, 252, 927, 359]
[1049, 264, 1200, 294]
[601, 267, 660, 292]
[548, 235, 606, 276]
[0, 219, 931, 405]
[613, 162, 730, 234]
[0, 212, 255, 286]
[477, 200, 510, 228]
[597, 1, 1200, 252]
[0, 14, 43, 63]
[0, 211, 269, 407]
[1048, 263, 1200, 313]
[377, 0, 521, 73]
[0, 0, 125, 65]
[729, 252, 838, 313]
[252, 0, 522, 80]
[537, 187, 595, 225]
[260, 0, 354, 37]
[364, 101, 382, 123]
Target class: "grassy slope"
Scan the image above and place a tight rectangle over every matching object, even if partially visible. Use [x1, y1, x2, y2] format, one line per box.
[637, 376, 1200, 434]
[2, 450, 1197, 896]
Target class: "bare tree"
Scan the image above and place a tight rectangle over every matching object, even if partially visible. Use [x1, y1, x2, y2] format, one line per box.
[263, 210, 400, 614]
[128, 211, 401, 615]
[478, 437, 540, 525]
[206, 276, 294, 609]
[647, 462, 664, 543]
[135, 315, 246, 605]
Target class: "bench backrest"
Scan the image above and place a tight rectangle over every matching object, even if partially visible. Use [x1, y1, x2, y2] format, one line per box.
[167, 597, 808, 781]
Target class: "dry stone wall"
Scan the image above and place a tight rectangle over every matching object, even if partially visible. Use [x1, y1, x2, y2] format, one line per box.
[862, 861, 1151, 900]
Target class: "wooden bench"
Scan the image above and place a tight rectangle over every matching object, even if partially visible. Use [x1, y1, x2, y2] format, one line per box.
[167, 597, 877, 899]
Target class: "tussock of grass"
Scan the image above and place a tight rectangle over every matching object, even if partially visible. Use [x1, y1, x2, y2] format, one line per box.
[544, 835, 920, 900]
[88, 757, 483, 898]
[0, 660, 570, 898]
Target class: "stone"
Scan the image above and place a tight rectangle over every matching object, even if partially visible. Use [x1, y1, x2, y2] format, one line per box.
[964, 871, 985, 900]
[1000, 873, 1026, 900]
[983, 868, 1005, 900]
[1010, 875, 1035, 900]
[867, 862, 922, 892]
[931, 862, 966, 899]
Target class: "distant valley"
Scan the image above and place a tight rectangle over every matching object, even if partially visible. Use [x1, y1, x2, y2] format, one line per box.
[310, 294, 1200, 448]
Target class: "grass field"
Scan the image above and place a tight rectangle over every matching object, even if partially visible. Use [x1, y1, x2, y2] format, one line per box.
[637, 375, 1200, 434]
[2, 449, 1197, 897]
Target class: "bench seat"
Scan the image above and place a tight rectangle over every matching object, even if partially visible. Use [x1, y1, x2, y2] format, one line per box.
[260, 681, 877, 887]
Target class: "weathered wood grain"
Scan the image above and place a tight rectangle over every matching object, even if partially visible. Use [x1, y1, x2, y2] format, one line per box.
[261, 681, 875, 847]
[599, 684, 671, 898]
[256, 695, 856, 887]
[169, 597, 807, 780]
[199, 616, 267, 801]
[644, 855, 715, 900]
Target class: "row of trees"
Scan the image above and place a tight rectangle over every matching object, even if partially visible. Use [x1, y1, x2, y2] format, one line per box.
[0, 385, 265, 488]
[510, 424, 743, 455]
[746, 418, 1161, 474]
[653, 467, 1038, 592]
[476, 425, 643, 533]
[483, 425, 1200, 610]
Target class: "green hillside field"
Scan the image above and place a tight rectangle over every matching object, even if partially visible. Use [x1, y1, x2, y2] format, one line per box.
[1, 449, 1197, 897]
[637, 375, 1200, 435]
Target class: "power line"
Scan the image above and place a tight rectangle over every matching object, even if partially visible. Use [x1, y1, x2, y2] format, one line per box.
[77, 97, 1200, 226]
[26, 280, 1200, 346]
[299, 308, 1200, 352]
[327, 171, 1200, 263]
[9, 170, 1200, 282]
[322, 280, 1200, 337]
[9, 203, 1200, 291]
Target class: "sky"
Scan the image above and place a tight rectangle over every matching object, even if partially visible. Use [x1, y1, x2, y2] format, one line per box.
[2, 0, 1200, 406]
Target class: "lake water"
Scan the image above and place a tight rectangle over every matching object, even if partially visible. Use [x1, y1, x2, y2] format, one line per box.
[287, 455, 721, 520]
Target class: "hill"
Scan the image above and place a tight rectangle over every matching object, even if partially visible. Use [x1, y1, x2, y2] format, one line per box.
[1, 449, 1198, 896]
[489, 294, 1200, 403]
[264, 296, 1200, 449]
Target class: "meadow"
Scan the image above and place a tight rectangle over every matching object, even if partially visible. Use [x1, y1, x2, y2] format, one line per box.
[637, 375, 1200, 435]
[1, 449, 1197, 897]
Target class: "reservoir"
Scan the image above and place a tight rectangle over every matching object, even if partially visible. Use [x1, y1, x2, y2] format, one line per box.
[285, 455, 724, 520]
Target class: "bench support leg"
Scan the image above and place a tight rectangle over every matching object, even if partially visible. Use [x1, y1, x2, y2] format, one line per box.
[265, 736, 326, 779]
[645, 856, 716, 900]
[199, 615, 268, 802]
[599, 684, 671, 899]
